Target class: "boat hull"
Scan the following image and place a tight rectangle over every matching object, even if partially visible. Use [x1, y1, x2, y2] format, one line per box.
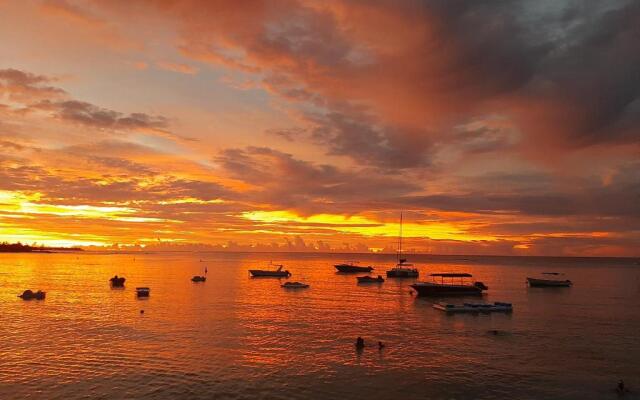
[411, 282, 484, 296]
[386, 269, 419, 278]
[335, 265, 373, 273]
[433, 302, 512, 313]
[249, 270, 290, 277]
[18, 290, 46, 300]
[110, 277, 126, 287]
[281, 283, 309, 289]
[357, 276, 384, 283]
[527, 277, 572, 287]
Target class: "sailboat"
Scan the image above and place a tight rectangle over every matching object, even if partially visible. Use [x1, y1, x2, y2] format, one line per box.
[386, 212, 419, 278]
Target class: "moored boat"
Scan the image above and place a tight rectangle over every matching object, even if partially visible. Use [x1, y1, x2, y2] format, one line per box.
[334, 262, 374, 273]
[526, 277, 572, 287]
[18, 289, 46, 300]
[109, 275, 126, 287]
[281, 281, 309, 289]
[411, 273, 488, 296]
[433, 301, 512, 313]
[357, 275, 385, 283]
[136, 287, 150, 297]
[385, 213, 420, 278]
[386, 259, 419, 278]
[249, 263, 291, 277]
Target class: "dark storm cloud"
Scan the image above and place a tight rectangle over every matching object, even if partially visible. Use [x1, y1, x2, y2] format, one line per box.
[215, 146, 421, 211]
[400, 162, 640, 218]
[519, 0, 640, 146]
[306, 110, 433, 169]
[145, 0, 639, 164]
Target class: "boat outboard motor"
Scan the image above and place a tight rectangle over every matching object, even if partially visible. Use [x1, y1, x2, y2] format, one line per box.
[474, 281, 489, 290]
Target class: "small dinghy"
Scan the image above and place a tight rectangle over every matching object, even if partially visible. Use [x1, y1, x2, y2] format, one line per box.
[433, 301, 513, 313]
[136, 287, 150, 297]
[191, 276, 206, 282]
[109, 275, 126, 287]
[357, 275, 384, 283]
[281, 282, 309, 289]
[18, 290, 46, 300]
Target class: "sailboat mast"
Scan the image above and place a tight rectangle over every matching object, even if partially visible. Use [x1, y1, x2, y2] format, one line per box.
[397, 212, 403, 262]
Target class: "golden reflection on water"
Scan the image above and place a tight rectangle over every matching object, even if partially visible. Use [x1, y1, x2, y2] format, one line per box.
[1, 252, 639, 399]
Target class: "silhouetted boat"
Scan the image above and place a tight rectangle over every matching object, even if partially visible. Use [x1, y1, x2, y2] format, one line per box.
[357, 275, 384, 283]
[109, 275, 126, 287]
[433, 301, 512, 313]
[527, 277, 572, 287]
[411, 273, 488, 296]
[191, 276, 206, 282]
[387, 259, 419, 278]
[136, 287, 150, 297]
[281, 281, 309, 289]
[249, 263, 291, 277]
[386, 213, 419, 278]
[18, 289, 46, 300]
[334, 262, 373, 273]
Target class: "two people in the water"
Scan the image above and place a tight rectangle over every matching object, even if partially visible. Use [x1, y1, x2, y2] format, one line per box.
[355, 337, 384, 350]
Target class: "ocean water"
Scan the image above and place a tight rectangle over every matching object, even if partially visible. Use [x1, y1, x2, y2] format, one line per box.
[0, 252, 639, 400]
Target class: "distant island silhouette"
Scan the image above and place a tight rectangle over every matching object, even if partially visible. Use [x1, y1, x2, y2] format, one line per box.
[0, 242, 83, 253]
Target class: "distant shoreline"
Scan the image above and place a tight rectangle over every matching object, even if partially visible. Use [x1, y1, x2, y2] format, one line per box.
[0, 243, 83, 253]
[0, 249, 84, 253]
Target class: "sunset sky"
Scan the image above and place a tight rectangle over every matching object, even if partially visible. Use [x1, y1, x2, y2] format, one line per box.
[0, 0, 638, 256]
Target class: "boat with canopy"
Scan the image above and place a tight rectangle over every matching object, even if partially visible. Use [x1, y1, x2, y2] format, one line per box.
[411, 273, 488, 296]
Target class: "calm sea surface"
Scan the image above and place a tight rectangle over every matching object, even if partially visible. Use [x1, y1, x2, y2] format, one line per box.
[1, 252, 639, 400]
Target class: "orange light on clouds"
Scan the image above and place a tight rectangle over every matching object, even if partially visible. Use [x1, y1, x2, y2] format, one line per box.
[0, 190, 168, 222]
[241, 210, 496, 242]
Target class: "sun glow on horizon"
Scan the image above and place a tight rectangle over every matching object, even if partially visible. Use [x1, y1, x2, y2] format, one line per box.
[241, 210, 496, 242]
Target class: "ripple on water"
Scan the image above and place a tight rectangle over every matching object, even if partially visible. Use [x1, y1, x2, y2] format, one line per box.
[1, 252, 639, 399]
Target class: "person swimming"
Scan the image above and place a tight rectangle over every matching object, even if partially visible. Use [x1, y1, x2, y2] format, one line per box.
[355, 336, 365, 349]
[617, 379, 628, 394]
[378, 341, 385, 350]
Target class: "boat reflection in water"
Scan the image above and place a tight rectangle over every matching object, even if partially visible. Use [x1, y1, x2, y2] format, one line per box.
[411, 273, 488, 296]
